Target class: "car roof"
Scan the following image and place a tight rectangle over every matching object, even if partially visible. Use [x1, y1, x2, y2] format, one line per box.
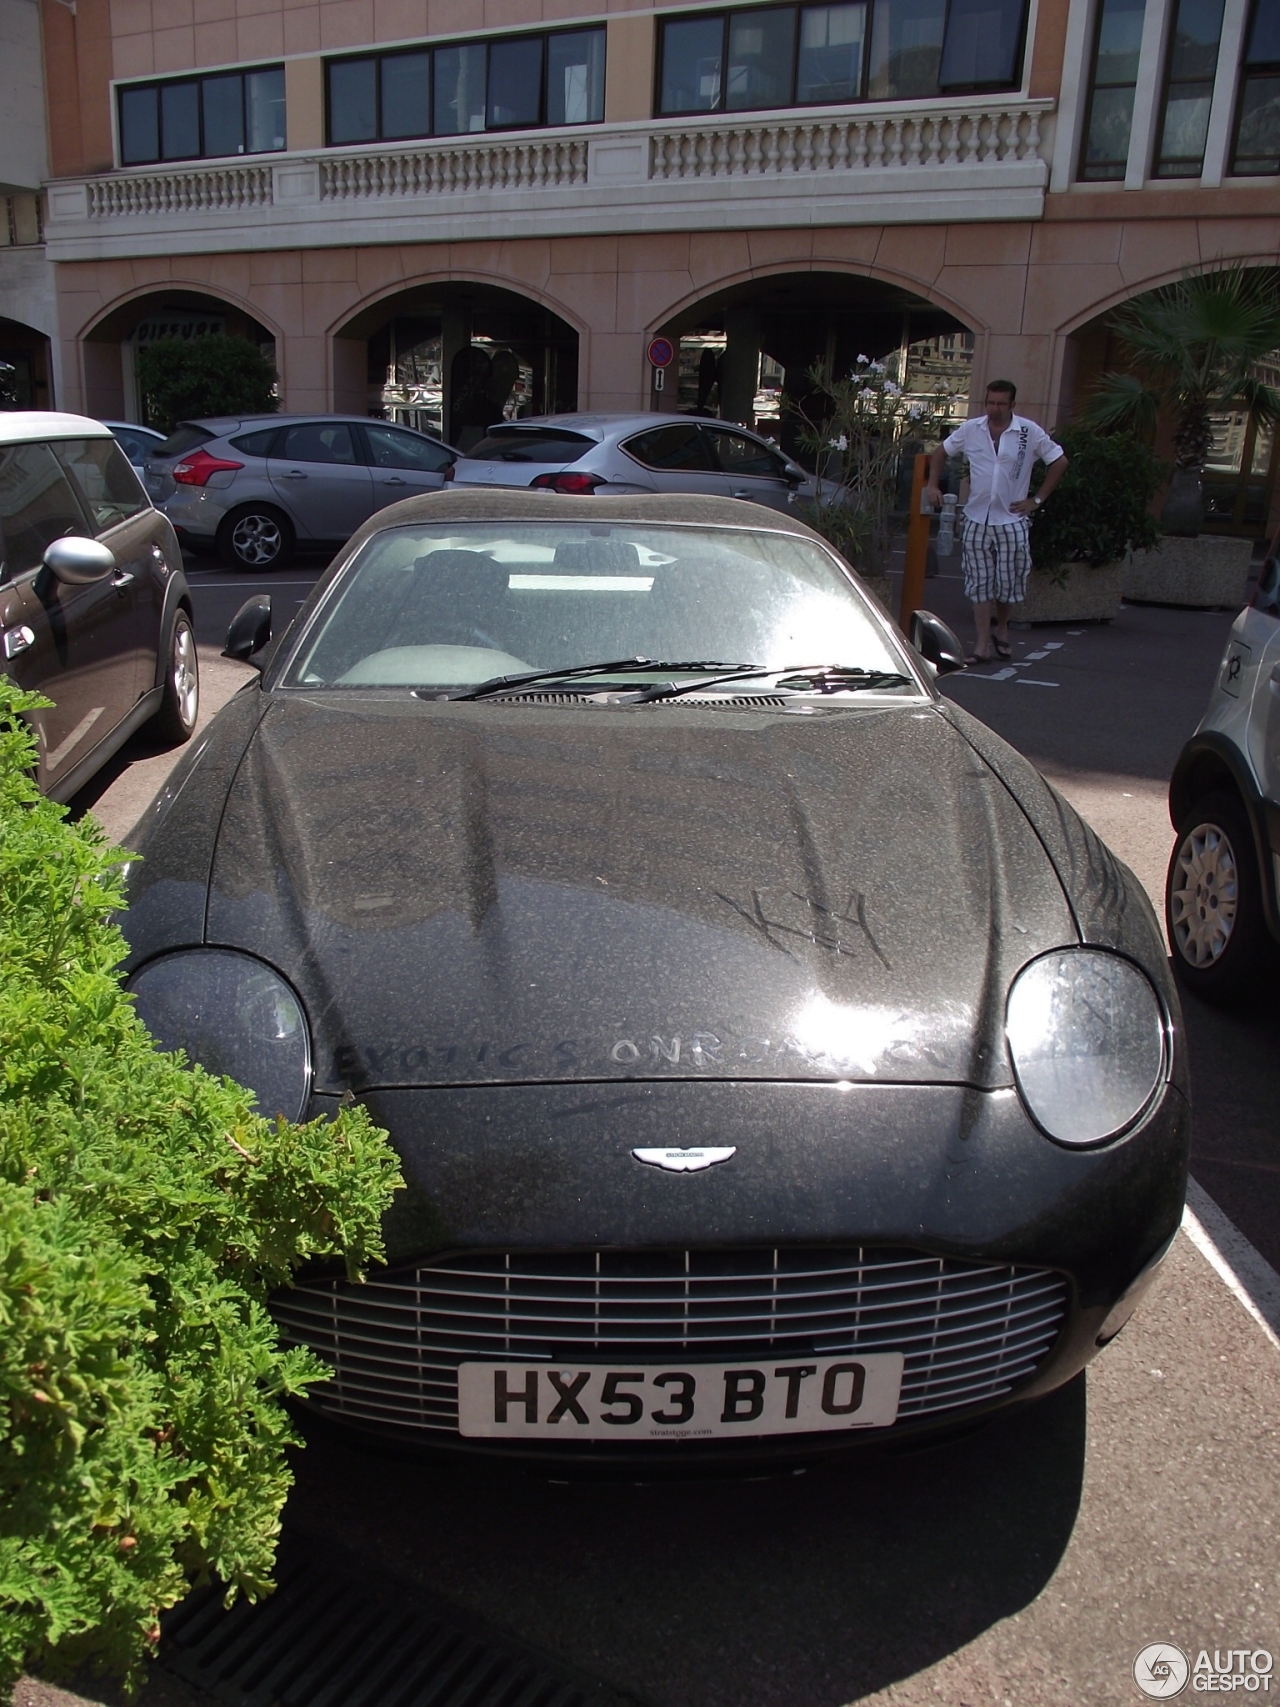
[339, 487, 832, 557]
[474, 413, 756, 438]
[101, 420, 166, 436]
[0, 411, 114, 445]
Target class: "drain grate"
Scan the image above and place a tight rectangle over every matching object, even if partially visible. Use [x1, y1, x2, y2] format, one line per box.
[161, 1554, 632, 1707]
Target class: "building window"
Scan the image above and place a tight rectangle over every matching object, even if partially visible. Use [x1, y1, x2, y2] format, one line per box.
[118, 67, 286, 166]
[1077, 0, 1147, 179]
[656, 0, 1026, 116]
[1153, 0, 1225, 174]
[1231, 0, 1280, 172]
[326, 28, 605, 145]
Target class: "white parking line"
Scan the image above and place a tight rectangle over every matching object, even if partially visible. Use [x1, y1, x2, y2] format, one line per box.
[1183, 1177, 1280, 1351]
[1016, 678, 1060, 687]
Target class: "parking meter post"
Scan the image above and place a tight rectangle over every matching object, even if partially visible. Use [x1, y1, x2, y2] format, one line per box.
[898, 451, 931, 632]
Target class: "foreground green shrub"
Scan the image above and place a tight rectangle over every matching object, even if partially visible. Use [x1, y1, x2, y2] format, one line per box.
[1030, 425, 1162, 577]
[136, 335, 278, 434]
[0, 679, 402, 1700]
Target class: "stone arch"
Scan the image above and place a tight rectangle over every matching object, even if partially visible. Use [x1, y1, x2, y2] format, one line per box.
[330, 271, 585, 448]
[78, 284, 282, 424]
[647, 265, 978, 452]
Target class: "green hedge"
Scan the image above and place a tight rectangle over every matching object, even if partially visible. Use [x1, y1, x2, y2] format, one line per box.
[135, 335, 278, 435]
[1030, 425, 1162, 574]
[0, 679, 402, 1700]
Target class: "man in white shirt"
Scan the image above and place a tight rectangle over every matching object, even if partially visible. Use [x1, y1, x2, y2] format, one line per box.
[924, 380, 1068, 664]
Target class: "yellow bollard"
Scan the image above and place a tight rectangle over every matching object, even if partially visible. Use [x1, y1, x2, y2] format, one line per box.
[898, 450, 932, 634]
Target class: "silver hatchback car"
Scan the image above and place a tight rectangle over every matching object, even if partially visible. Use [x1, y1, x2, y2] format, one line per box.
[450, 413, 813, 510]
[145, 414, 458, 569]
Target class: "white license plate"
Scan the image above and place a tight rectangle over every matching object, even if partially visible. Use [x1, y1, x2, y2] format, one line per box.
[457, 1353, 904, 1440]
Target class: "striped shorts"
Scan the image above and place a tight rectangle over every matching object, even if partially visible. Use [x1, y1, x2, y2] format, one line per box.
[961, 519, 1033, 603]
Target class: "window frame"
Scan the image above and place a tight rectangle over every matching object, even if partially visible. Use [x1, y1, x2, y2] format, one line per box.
[324, 25, 606, 147]
[116, 63, 286, 168]
[654, 0, 1028, 120]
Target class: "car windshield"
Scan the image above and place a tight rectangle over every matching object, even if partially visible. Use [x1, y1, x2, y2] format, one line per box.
[284, 521, 911, 692]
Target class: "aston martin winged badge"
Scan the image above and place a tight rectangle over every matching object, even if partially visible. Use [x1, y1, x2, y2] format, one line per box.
[631, 1147, 736, 1172]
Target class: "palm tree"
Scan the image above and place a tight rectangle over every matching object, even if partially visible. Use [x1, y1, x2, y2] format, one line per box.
[1086, 264, 1280, 534]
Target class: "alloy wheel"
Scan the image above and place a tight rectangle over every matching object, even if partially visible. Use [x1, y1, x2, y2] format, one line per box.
[170, 618, 199, 733]
[1169, 820, 1239, 967]
[230, 512, 284, 567]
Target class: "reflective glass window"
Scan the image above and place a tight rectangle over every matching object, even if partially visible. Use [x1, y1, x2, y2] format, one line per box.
[623, 425, 715, 471]
[1078, 0, 1147, 179]
[0, 444, 90, 580]
[488, 36, 544, 127]
[160, 82, 200, 160]
[276, 423, 359, 465]
[727, 8, 797, 108]
[365, 424, 453, 472]
[1231, 0, 1280, 173]
[547, 30, 606, 124]
[119, 86, 159, 165]
[1154, 0, 1224, 174]
[382, 51, 431, 139]
[52, 440, 149, 534]
[246, 67, 286, 152]
[435, 44, 488, 134]
[329, 59, 377, 143]
[202, 74, 245, 156]
[660, 16, 726, 112]
[938, 0, 1029, 87]
[867, 0, 946, 99]
[118, 67, 285, 165]
[796, 4, 867, 102]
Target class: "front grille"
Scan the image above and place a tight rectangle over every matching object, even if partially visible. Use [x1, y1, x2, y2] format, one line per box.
[273, 1248, 1068, 1440]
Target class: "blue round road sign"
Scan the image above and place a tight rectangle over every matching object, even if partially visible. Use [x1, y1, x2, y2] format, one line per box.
[647, 337, 675, 369]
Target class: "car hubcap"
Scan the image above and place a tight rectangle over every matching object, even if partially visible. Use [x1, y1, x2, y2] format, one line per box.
[1170, 821, 1239, 967]
[231, 514, 282, 566]
[172, 622, 198, 729]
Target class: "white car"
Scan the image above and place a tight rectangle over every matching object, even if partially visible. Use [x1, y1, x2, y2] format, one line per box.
[1165, 530, 1280, 999]
[449, 412, 813, 511]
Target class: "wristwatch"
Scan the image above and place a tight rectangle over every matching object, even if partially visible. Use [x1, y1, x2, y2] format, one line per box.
[1032, 496, 1043, 507]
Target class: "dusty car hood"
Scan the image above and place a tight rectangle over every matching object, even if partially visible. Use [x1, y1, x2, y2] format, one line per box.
[204, 695, 1078, 1091]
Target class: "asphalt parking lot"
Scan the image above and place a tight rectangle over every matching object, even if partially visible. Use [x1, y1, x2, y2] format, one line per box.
[47, 544, 1280, 1707]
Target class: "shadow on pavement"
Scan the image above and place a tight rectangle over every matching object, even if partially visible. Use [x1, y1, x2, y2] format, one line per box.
[283, 1375, 1086, 1707]
[1181, 977, 1280, 1273]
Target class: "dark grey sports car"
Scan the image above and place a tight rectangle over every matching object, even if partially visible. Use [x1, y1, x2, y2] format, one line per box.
[122, 491, 1188, 1465]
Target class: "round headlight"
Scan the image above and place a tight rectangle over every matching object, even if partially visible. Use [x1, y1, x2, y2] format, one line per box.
[1005, 949, 1166, 1146]
[128, 950, 311, 1123]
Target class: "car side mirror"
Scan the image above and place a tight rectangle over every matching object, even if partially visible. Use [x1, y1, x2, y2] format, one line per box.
[784, 463, 807, 486]
[910, 610, 966, 677]
[224, 595, 272, 665]
[44, 537, 116, 585]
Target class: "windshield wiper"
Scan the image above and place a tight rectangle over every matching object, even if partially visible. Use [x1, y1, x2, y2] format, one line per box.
[634, 664, 915, 703]
[442, 659, 753, 702]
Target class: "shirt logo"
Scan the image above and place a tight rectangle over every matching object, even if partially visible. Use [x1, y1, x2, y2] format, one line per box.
[632, 1147, 737, 1172]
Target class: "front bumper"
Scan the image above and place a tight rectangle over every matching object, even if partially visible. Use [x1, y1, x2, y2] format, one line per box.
[275, 1077, 1189, 1463]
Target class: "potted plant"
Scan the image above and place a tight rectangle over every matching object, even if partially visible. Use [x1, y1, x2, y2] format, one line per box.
[1085, 263, 1280, 606]
[1019, 426, 1162, 622]
[788, 356, 962, 610]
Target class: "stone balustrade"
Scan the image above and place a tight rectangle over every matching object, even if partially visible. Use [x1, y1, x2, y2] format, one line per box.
[44, 97, 1053, 259]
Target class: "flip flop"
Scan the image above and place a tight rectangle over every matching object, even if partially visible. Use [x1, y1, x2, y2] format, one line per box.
[965, 652, 994, 666]
[994, 639, 1012, 659]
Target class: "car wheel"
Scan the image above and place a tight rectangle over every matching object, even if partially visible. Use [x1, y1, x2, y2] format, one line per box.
[151, 610, 200, 746]
[218, 506, 294, 570]
[1165, 790, 1272, 1001]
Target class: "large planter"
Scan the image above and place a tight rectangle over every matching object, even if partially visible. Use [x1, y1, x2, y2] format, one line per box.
[1016, 562, 1125, 623]
[1123, 535, 1253, 609]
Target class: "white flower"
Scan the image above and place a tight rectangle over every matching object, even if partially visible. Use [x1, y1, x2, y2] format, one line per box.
[884, 380, 901, 396]
[907, 402, 924, 418]
[827, 433, 849, 450]
[856, 353, 870, 365]
[858, 387, 877, 402]
[869, 360, 886, 375]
